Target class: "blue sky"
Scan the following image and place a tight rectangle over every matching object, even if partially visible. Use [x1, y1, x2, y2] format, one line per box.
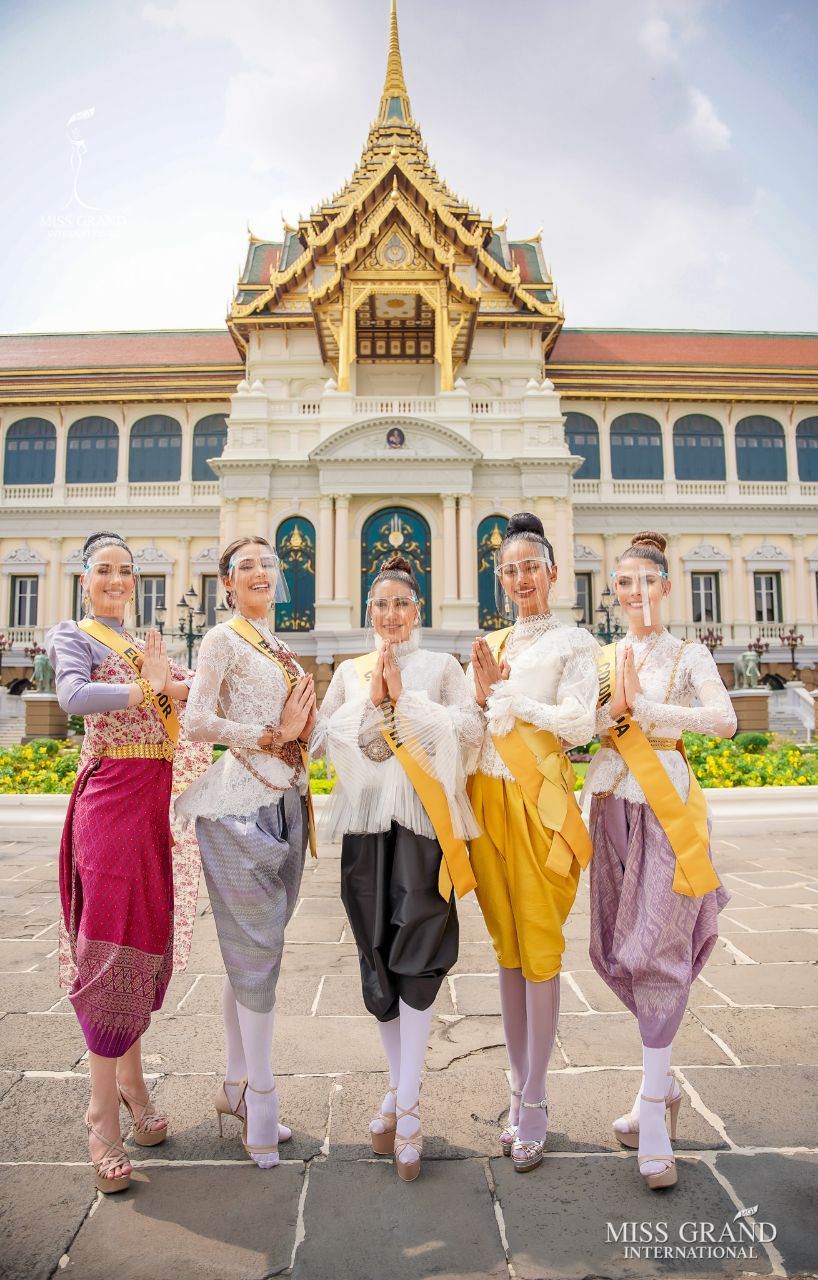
[1, 0, 817, 334]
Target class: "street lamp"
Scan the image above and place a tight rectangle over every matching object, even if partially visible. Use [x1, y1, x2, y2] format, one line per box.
[778, 626, 804, 680]
[697, 626, 723, 655]
[155, 589, 207, 666]
[0, 632, 12, 687]
[747, 635, 770, 662]
[593, 585, 625, 645]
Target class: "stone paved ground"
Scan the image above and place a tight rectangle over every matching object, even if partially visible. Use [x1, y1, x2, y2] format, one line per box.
[1, 830, 817, 1280]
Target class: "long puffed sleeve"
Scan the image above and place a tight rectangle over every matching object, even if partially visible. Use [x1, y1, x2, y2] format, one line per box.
[184, 627, 266, 750]
[632, 643, 737, 738]
[310, 663, 346, 760]
[486, 629, 599, 747]
[46, 621, 132, 715]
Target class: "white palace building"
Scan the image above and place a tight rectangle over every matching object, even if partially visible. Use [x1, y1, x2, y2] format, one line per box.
[1, 2, 817, 695]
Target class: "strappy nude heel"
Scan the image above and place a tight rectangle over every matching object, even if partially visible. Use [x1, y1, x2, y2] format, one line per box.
[511, 1097, 548, 1173]
[85, 1115, 131, 1194]
[214, 1078, 247, 1136]
[637, 1093, 678, 1190]
[500, 1088, 522, 1156]
[614, 1073, 683, 1149]
[394, 1101, 422, 1182]
[242, 1084, 280, 1168]
[370, 1085, 398, 1156]
[117, 1084, 168, 1147]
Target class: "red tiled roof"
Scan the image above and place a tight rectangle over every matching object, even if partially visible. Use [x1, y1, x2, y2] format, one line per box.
[550, 329, 818, 369]
[0, 330, 240, 371]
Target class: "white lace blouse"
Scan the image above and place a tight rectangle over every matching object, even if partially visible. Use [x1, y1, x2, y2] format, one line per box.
[175, 617, 307, 823]
[311, 633, 484, 842]
[472, 615, 601, 779]
[582, 630, 737, 804]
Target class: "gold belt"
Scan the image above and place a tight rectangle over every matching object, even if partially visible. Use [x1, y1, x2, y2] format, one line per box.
[600, 735, 678, 753]
[95, 741, 175, 761]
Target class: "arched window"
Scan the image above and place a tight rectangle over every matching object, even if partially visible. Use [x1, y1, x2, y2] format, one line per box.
[477, 515, 508, 630]
[275, 518, 316, 632]
[610, 413, 663, 480]
[360, 507, 431, 626]
[796, 417, 818, 482]
[564, 412, 600, 480]
[66, 416, 118, 484]
[735, 415, 786, 482]
[3, 418, 56, 485]
[192, 414, 227, 481]
[673, 414, 725, 481]
[128, 415, 182, 482]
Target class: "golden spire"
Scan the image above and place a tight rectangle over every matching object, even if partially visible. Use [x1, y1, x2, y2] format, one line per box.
[378, 0, 412, 124]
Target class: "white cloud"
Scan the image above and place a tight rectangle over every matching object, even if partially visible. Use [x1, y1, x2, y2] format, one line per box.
[686, 87, 732, 152]
[639, 15, 674, 60]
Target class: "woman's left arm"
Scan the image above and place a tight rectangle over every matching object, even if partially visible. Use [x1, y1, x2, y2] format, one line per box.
[632, 643, 737, 738]
[486, 631, 599, 746]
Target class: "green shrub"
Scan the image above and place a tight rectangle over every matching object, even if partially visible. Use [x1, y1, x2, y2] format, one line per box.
[733, 731, 771, 754]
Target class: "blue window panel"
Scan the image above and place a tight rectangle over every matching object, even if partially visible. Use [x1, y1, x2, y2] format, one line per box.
[128, 415, 182, 482]
[735, 416, 786, 482]
[476, 515, 509, 631]
[3, 418, 56, 485]
[66, 417, 118, 483]
[610, 413, 663, 480]
[360, 507, 431, 626]
[796, 417, 818, 482]
[564, 412, 600, 479]
[192, 414, 228, 481]
[673, 414, 725, 481]
[275, 517, 316, 633]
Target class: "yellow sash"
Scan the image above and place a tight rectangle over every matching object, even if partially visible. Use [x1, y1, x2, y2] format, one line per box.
[78, 618, 179, 747]
[483, 628, 592, 875]
[228, 616, 317, 859]
[353, 651, 476, 903]
[596, 642, 720, 898]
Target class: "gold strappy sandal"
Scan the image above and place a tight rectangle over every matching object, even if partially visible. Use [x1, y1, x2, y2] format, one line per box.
[394, 1101, 422, 1182]
[370, 1085, 398, 1156]
[117, 1084, 168, 1147]
[85, 1115, 131, 1194]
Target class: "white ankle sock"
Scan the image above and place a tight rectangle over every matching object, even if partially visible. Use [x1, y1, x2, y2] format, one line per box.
[638, 1044, 674, 1174]
[371, 1016, 401, 1133]
[395, 999, 433, 1164]
[235, 1001, 279, 1168]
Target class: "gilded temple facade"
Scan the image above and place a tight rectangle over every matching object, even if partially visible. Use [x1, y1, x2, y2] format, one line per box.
[1, 2, 817, 689]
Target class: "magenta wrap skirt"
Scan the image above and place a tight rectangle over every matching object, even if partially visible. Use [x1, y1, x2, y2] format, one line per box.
[589, 795, 729, 1048]
[59, 757, 174, 1058]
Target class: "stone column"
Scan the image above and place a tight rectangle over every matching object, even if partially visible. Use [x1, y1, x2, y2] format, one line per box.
[661, 402, 675, 495]
[47, 539, 63, 629]
[599, 403, 613, 495]
[730, 533, 746, 643]
[116, 406, 129, 502]
[53, 410, 67, 503]
[334, 496, 350, 600]
[667, 540, 684, 630]
[724, 409, 739, 499]
[180, 404, 194, 503]
[176, 537, 191, 623]
[317, 496, 334, 600]
[785, 407, 800, 496]
[221, 499, 239, 547]
[552, 497, 576, 618]
[442, 496, 458, 601]
[457, 494, 475, 603]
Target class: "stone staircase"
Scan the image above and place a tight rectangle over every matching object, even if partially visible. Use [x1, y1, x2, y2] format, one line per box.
[768, 690, 812, 741]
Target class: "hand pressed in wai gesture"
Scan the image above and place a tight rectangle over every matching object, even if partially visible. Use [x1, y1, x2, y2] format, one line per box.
[470, 636, 509, 708]
[279, 675, 315, 744]
[140, 629, 169, 694]
[608, 647, 642, 720]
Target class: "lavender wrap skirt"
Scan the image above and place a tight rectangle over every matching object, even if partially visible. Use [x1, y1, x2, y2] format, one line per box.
[588, 795, 729, 1047]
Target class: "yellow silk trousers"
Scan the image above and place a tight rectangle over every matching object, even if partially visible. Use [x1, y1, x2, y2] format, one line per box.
[469, 771, 580, 982]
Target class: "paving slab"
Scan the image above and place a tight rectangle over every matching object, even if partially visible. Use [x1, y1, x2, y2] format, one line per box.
[0, 1165, 96, 1280]
[0, 1012, 86, 1071]
[0, 970, 64, 1013]
[63, 1164, 303, 1279]
[177, 972, 320, 1017]
[0, 939, 57, 973]
[493, 1154, 771, 1279]
[285, 915, 346, 943]
[696, 962, 818, 1007]
[316, 973, 454, 1017]
[558, 1010, 732, 1068]
[294, 896, 347, 917]
[427, 1014, 521, 1071]
[694, 1007, 818, 1066]
[0, 1075, 93, 1161]
[280, 941, 360, 976]
[684, 1065, 818, 1148]
[293, 1159, 507, 1280]
[721, 905, 818, 932]
[715, 1152, 818, 1278]
[717, 930, 818, 964]
[449, 942, 499, 974]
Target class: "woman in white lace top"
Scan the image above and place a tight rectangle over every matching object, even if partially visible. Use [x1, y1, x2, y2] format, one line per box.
[468, 512, 599, 1174]
[312, 553, 482, 1182]
[583, 530, 735, 1192]
[176, 536, 316, 1170]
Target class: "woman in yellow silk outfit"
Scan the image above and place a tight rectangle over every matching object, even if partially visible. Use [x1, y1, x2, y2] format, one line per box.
[469, 512, 598, 1172]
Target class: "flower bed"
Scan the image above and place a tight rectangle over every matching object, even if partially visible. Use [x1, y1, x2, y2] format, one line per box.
[2, 735, 816, 796]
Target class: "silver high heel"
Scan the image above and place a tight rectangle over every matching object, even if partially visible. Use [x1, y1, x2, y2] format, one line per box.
[511, 1096, 548, 1173]
[500, 1088, 522, 1156]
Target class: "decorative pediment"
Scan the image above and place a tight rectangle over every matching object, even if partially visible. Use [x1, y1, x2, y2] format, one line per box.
[63, 547, 85, 568]
[573, 542, 601, 566]
[1, 544, 46, 574]
[191, 545, 220, 571]
[134, 543, 175, 569]
[744, 542, 790, 564]
[683, 542, 730, 567]
[310, 418, 481, 464]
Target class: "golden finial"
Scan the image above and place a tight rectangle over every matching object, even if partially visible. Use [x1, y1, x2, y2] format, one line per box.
[288, 523, 304, 550]
[384, 0, 408, 97]
[488, 523, 503, 551]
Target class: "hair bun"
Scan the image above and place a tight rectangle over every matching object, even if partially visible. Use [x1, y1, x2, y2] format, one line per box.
[506, 512, 544, 540]
[631, 530, 667, 554]
[379, 553, 412, 576]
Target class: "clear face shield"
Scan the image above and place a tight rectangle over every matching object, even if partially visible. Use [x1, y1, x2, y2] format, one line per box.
[611, 563, 668, 628]
[81, 555, 138, 616]
[493, 540, 553, 621]
[364, 577, 421, 648]
[227, 549, 290, 608]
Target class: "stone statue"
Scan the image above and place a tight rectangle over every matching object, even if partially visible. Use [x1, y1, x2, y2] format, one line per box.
[733, 650, 761, 690]
[32, 652, 55, 694]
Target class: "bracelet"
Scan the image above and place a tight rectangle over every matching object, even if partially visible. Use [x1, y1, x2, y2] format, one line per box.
[136, 677, 154, 706]
[263, 722, 284, 753]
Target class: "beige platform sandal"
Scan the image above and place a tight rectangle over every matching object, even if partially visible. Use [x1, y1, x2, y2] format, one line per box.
[637, 1091, 678, 1190]
[117, 1084, 168, 1147]
[613, 1071, 683, 1149]
[370, 1085, 398, 1156]
[85, 1116, 131, 1194]
[393, 1101, 422, 1182]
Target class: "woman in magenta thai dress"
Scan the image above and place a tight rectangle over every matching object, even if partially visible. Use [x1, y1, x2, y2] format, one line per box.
[47, 531, 207, 1194]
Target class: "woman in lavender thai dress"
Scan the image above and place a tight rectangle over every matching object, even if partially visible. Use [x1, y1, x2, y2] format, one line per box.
[47, 531, 207, 1193]
[583, 530, 736, 1191]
